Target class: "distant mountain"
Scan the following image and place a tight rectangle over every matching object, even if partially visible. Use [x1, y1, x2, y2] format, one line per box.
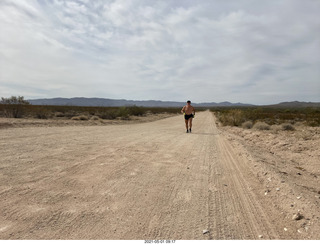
[28, 97, 254, 107]
[268, 101, 320, 108]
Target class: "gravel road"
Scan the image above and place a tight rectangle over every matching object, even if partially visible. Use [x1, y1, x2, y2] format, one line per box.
[0, 111, 312, 239]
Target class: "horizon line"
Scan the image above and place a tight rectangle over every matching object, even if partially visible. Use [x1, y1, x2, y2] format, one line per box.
[25, 96, 320, 106]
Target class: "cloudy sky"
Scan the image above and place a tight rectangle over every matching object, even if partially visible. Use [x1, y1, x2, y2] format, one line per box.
[0, 0, 319, 105]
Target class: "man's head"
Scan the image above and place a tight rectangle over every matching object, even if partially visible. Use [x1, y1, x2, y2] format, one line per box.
[187, 100, 191, 104]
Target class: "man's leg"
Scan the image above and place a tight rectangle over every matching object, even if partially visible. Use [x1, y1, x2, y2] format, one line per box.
[189, 118, 193, 132]
[185, 119, 189, 132]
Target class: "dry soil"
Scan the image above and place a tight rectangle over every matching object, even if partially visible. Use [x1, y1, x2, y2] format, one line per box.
[0, 111, 319, 239]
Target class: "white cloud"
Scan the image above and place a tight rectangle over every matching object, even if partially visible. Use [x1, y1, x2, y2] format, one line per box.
[0, 0, 319, 104]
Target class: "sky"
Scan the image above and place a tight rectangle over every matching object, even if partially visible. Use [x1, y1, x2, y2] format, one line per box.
[0, 0, 319, 105]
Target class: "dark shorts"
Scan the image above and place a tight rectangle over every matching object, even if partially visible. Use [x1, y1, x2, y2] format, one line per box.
[184, 114, 194, 120]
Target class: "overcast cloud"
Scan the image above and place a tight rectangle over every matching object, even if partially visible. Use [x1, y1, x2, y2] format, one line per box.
[0, 0, 319, 104]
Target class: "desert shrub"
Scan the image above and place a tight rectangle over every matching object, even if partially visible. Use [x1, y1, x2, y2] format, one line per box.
[1, 96, 30, 118]
[71, 115, 89, 120]
[271, 125, 281, 133]
[64, 111, 78, 118]
[128, 105, 146, 116]
[242, 121, 253, 129]
[281, 123, 295, 131]
[99, 110, 118, 120]
[211, 106, 320, 127]
[147, 107, 183, 114]
[90, 116, 100, 120]
[253, 122, 270, 130]
[307, 119, 320, 127]
[295, 130, 313, 140]
[55, 112, 65, 117]
[34, 107, 50, 119]
[218, 109, 246, 126]
[294, 122, 305, 127]
[118, 107, 130, 120]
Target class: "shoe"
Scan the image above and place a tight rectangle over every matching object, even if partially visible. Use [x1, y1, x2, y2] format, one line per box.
[189, 128, 192, 133]
[186, 130, 189, 133]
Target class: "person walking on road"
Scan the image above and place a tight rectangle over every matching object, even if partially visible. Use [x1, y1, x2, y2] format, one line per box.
[181, 100, 195, 133]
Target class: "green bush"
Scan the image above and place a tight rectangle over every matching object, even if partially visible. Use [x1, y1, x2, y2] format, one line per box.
[117, 107, 130, 120]
[128, 105, 146, 116]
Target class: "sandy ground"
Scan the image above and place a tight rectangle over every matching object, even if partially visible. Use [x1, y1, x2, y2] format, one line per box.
[0, 111, 319, 240]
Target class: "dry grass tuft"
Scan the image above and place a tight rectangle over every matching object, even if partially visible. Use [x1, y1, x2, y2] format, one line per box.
[90, 116, 100, 121]
[281, 123, 295, 131]
[253, 122, 270, 130]
[242, 121, 253, 129]
[71, 115, 89, 121]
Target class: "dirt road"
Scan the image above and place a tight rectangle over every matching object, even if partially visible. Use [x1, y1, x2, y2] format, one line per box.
[0, 111, 316, 239]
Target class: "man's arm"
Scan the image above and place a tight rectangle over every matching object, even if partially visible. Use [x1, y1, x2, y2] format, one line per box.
[181, 106, 185, 113]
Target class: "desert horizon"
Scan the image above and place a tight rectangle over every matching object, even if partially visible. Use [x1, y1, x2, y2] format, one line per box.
[1, 0, 319, 240]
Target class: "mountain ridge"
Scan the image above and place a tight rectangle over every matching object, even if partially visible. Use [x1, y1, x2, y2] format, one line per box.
[27, 97, 320, 107]
[28, 97, 254, 107]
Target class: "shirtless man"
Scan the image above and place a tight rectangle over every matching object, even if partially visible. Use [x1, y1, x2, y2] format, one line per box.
[181, 100, 195, 133]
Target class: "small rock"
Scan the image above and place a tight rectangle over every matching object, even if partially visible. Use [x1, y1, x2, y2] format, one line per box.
[297, 196, 302, 199]
[276, 188, 280, 191]
[281, 180, 285, 183]
[292, 212, 303, 221]
[258, 235, 263, 238]
[315, 195, 320, 199]
[317, 190, 320, 194]
[187, 167, 190, 169]
[284, 228, 288, 231]
[203, 229, 209, 234]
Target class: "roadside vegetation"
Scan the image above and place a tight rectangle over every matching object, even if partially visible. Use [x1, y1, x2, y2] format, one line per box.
[2, 96, 318, 128]
[0, 96, 182, 120]
[212, 107, 320, 129]
[0, 96, 30, 118]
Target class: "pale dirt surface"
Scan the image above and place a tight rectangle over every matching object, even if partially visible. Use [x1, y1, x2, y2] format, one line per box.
[218, 122, 320, 239]
[0, 111, 319, 240]
[0, 113, 176, 129]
